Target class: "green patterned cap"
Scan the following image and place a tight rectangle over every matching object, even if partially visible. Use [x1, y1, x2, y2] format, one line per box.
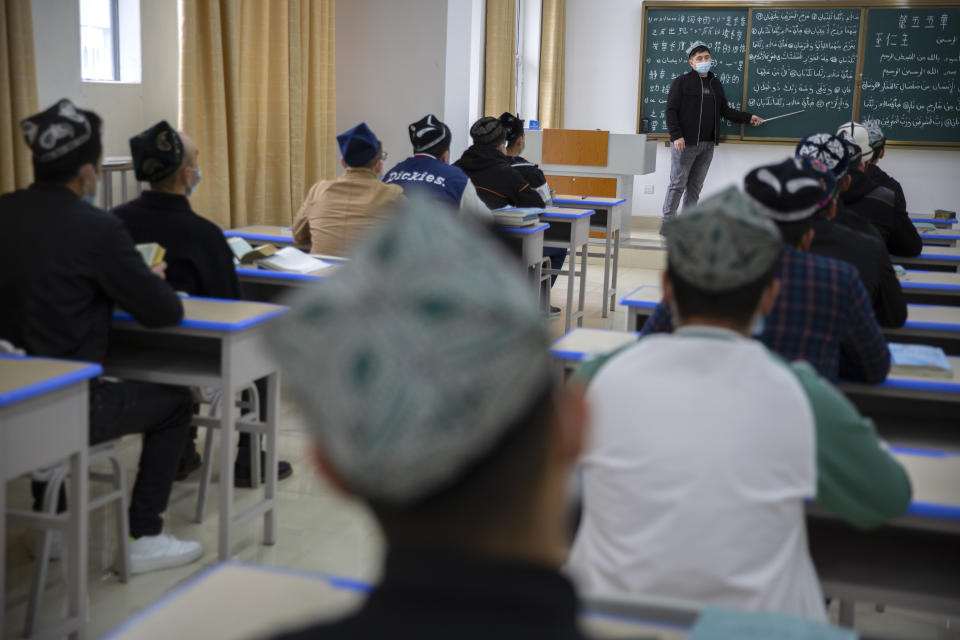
[265, 197, 552, 506]
[664, 186, 782, 292]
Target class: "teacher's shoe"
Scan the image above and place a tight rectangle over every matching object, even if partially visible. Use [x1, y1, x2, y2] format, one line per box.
[129, 533, 203, 575]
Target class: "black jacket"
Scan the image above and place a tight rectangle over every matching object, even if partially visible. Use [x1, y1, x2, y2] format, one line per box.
[113, 191, 241, 299]
[841, 169, 922, 257]
[454, 145, 545, 209]
[0, 183, 183, 362]
[272, 548, 586, 640]
[508, 156, 551, 202]
[866, 163, 907, 213]
[810, 217, 907, 328]
[834, 200, 883, 242]
[665, 69, 753, 145]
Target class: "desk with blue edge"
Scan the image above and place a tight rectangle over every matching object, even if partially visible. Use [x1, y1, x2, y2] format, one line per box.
[911, 215, 958, 230]
[542, 207, 594, 332]
[104, 297, 287, 561]
[236, 267, 327, 303]
[918, 229, 960, 248]
[224, 225, 302, 248]
[2, 355, 101, 640]
[900, 270, 960, 306]
[550, 195, 628, 319]
[895, 246, 960, 272]
[493, 222, 551, 308]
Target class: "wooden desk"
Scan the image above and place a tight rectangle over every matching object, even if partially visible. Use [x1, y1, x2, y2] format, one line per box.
[104, 297, 287, 561]
[620, 285, 663, 332]
[911, 215, 958, 230]
[549, 328, 640, 370]
[224, 225, 301, 248]
[101, 562, 699, 640]
[493, 223, 550, 307]
[236, 267, 327, 303]
[918, 229, 960, 248]
[542, 208, 594, 331]
[894, 246, 960, 272]
[551, 195, 628, 319]
[809, 447, 960, 622]
[2, 355, 101, 640]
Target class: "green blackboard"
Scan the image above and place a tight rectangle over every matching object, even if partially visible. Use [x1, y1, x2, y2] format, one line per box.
[638, 2, 960, 147]
[860, 8, 960, 144]
[639, 8, 748, 138]
[744, 8, 860, 139]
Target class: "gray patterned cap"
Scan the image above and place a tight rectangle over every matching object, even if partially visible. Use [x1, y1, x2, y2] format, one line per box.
[685, 40, 710, 56]
[665, 186, 782, 292]
[265, 196, 553, 506]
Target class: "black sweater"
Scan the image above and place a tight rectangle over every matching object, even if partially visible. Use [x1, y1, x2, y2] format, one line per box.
[455, 145, 545, 209]
[113, 191, 241, 299]
[841, 169, 922, 257]
[665, 69, 753, 145]
[0, 183, 182, 362]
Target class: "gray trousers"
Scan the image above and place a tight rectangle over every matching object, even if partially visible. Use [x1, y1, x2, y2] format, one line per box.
[661, 141, 715, 219]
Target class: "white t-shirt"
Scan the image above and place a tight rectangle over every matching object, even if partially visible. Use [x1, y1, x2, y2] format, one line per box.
[567, 327, 826, 620]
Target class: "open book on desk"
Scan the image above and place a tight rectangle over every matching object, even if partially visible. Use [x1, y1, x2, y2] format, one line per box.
[256, 247, 333, 275]
[227, 236, 278, 264]
[889, 342, 953, 379]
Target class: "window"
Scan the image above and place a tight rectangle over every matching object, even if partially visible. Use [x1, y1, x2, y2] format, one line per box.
[80, 0, 119, 81]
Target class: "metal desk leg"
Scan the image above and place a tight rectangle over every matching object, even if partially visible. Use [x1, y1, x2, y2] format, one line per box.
[103, 171, 113, 210]
[611, 228, 621, 313]
[120, 171, 128, 205]
[601, 215, 613, 319]
[66, 446, 89, 640]
[219, 352, 236, 561]
[564, 242, 576, 333]
[838, 600, 855, 627]
[577, 242, 588, 327]
[263, 371, 279, 546]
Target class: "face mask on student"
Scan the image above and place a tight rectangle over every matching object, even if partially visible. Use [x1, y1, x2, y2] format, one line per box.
[82, 173, 101, 205]
[750, 313, 765, 338]
[695, 60, 713, 74]
[186, 168, 202, 196]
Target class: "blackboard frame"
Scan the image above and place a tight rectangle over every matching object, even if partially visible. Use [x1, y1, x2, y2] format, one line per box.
[636, 0, 960, 149]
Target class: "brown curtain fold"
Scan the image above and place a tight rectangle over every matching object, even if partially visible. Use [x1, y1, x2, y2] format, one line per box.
[484, 0, 518, 117]
[538, 0, 565, 129]
[179, 0, 336, 228]
[1, 0, 39, 192]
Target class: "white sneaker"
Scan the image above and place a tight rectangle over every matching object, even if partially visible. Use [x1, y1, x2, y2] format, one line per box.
[24, 530, 62, 561]
[129, 533, 203, 575]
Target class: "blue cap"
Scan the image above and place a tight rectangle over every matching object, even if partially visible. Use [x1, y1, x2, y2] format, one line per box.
[337, 122, 380, 167]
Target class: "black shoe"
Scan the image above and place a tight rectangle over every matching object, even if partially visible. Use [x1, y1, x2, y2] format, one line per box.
[175, 450, 202, 481]
[234, 456, 293, 488]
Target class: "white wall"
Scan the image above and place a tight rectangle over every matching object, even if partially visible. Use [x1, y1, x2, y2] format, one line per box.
[563, 0, 960, 218]
[31, 0, 180, 160]
[335, 0, 449, 173]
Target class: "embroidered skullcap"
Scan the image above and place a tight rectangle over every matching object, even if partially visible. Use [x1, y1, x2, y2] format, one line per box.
[664, 186, 781, 293]
[499, 113, 525, 143]
[20, 99, 98, 164]
[744, 157, 833, 222]
[470, 117, 506, 145]
[265, 195, 553, 506]
[795, 132, 851, 178]
[862, 119, 886, 151]
[129, 121, 184, 182]
[685, 40, 710, 57]
[836, 121, 874, 162]
[409, 114, 451, 154]
[337, 122, 381, 167]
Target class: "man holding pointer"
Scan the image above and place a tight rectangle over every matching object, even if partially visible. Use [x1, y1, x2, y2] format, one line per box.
[662, 41, 764, 230]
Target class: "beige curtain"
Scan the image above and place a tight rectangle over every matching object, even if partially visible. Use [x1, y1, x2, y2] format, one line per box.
[538, 0, 565, 129]
[180, 0, 336, 228]
[484, 0, 517, 117]
[0, 0, 38, 192]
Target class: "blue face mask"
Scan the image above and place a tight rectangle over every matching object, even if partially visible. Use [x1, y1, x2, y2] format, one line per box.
[81, 179, 100, 205]
[695, 60, 713, 74]
[750, 313, 765, 338]
[186, 168, 201, 196]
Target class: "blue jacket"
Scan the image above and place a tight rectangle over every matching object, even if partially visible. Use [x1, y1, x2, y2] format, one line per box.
[383, 155, 469, 207]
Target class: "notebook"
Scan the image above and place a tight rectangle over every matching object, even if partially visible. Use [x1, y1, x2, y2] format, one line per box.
[687, 607, 857, 640]
[257, 247, 332, 275]
[135, 243, 166, 267]
[889, 343, 953, 379]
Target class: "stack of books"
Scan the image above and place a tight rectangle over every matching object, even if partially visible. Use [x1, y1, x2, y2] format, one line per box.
[228, 237, 332, 275]
[889, 343, 953, 379]
[492, 206, 544, 227]
[934, 209, 957, 220]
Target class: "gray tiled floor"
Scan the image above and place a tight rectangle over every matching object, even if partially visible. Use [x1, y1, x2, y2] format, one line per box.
[4, 255, 958, 638]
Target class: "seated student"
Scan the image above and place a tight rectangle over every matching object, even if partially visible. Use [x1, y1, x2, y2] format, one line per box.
[382, 114, 491, 221]
[794, 136, 907, 328]
[567, 188, 911, 619]
[266, 201, 590, 639]
[837, 122, 921, 257]
[454, 117, 545, 209]
[862, 120, 907, 213]
[0, 99, 202, 573]
[643, 158, 891, 384]
[292, 122, 405, 256]
[499, 112, 551, 204]
[112, 121, 292, 487]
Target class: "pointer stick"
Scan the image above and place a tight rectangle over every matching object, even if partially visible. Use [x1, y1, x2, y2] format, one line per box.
[760, 109, 805, 123]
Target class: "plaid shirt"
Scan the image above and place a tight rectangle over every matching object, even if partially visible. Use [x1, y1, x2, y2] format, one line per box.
[642, 246, 891, 383]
